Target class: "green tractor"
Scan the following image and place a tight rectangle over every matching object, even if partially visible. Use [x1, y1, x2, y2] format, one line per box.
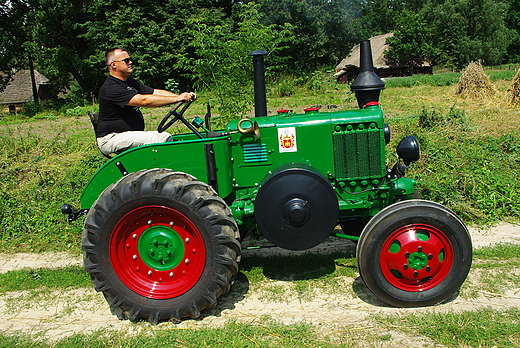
[62, 41, 472, 324]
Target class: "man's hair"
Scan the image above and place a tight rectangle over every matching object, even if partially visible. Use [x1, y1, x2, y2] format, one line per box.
[105, 47, 126, 67]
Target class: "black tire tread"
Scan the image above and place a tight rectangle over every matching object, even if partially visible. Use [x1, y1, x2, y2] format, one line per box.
[356, 199, 472, 307]
[82, 169, 240, 324]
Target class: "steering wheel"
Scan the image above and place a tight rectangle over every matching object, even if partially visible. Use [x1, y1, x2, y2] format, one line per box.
[157, 101, 193, 133]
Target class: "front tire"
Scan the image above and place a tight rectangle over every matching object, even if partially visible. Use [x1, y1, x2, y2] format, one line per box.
[82, 169, 240, 324]
[357, 200, 472, 307]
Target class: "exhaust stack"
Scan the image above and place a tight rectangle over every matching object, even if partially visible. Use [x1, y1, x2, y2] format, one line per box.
[350, 40, 385, 108]
[250, 50, 268, 117]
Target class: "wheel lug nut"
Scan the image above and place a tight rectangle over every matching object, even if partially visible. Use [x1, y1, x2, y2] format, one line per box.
[148, 270, 153, 276]
[133, 255, 137, 260]
[428, 254, 433, 260]
[418, 246, 423, 252]
[148, 220, 153, 225]
[185, 238, 190, 243]
[413, 271, 418, 277]
[170, 221, 174, 227]
[169, 272, 174, 278]
[405, 252, 410, 258]
[426, 266, 431, 272]
[403, 264, 408, 270]
[132, 234, 137, 239]
[185, 258, 189, 265]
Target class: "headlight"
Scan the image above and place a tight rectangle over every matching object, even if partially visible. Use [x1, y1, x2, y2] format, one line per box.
[397, 135, 420, 165]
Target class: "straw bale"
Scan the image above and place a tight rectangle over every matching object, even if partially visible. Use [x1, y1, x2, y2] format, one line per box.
[456, 61, 497, 99]
[507, 67, 520, 105]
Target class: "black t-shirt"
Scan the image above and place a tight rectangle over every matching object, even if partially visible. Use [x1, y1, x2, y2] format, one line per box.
[96, 75, 154, 138]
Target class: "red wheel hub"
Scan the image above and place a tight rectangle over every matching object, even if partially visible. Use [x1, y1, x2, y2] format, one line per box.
[380, 224, 454, 292]
[110, 206, 206, 299]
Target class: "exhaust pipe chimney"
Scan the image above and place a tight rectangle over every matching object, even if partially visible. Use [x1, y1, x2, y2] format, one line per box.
[350, 40, 385, 108]
[250, 50, 268, 117]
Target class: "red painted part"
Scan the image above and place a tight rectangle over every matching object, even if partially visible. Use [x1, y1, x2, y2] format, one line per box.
[109, 206, 206, 299]
[304, 107, 320, 112]
[277, 109, 289, 114]
[364, 101, 380, 108]
[379, 224, 454, 292]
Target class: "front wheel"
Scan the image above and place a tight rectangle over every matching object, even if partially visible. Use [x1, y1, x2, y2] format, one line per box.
[82, 169, 240, 324]
[356, 200, 472, 307]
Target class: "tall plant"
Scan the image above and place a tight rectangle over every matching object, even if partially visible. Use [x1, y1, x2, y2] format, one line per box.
[176, 2, 294, 119]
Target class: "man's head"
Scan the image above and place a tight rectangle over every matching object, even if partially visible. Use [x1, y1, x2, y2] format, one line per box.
[105, 47, 134, 80]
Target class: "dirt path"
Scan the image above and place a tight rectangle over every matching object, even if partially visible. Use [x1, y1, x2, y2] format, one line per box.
[1, 222, 519, 345]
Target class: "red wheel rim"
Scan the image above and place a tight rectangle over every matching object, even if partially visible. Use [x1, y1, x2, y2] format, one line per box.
[110, 205, 206, 299]
[380, 224, 454, 292]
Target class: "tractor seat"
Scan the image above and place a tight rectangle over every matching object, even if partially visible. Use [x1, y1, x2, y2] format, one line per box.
[87, 111, 112, 159]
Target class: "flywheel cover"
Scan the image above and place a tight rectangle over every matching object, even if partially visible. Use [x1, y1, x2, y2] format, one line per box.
[254, 168, 338, 250]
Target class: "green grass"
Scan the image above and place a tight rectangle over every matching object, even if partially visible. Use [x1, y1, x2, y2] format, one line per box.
[473, 243, 520, 268]
[375, 307, 520, 348]
[0, 266, 90, 293]
[0, 319, 350, 348]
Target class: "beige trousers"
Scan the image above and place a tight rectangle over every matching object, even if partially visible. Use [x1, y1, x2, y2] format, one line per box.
[97, 131, 173, 155]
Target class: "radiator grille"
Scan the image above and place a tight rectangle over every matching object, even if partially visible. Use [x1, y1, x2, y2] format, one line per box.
[333, 127, 382, 179]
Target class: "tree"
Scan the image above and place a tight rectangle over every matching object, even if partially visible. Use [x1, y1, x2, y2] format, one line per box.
[175, 2, 294, 117]
[504, 0, 520, 62]
[245, 0, 366, 73]
[0, 0, 32, 92]
[385, 10, 434, 68]
[421, 0, 512, 68]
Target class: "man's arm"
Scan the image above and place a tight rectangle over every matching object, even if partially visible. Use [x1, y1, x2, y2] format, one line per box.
[127, 91, 196, 107]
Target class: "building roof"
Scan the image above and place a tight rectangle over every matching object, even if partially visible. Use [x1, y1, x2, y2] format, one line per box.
[335, 33, 432, 75]
[336, 33, 395, 72]
[0, 70, 49, 104]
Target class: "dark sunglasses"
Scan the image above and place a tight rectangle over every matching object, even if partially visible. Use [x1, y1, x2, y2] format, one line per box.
[113, 57, 136, 64]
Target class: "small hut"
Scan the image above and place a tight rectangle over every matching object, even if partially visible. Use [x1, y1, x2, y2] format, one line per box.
[334, 33, 433, 83]
[0, 70, 50, 112]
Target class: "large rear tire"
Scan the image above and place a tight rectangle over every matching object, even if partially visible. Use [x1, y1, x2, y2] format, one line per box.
[357, 200, 472, 307]
[82, 169, 240, 324]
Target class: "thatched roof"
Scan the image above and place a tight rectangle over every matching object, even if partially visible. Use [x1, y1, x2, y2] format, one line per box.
[336, 33, 395, 72]
[0, 70, 49, 104]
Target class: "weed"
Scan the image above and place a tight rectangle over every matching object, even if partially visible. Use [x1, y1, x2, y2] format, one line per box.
[374, 307, 520, 347]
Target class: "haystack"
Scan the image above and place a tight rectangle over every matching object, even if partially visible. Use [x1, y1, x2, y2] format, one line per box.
[507, 68, 520, 105]
[456, 61, 497, 99]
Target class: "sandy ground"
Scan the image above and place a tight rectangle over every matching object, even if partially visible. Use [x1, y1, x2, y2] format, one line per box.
[0, 222, 519, 345]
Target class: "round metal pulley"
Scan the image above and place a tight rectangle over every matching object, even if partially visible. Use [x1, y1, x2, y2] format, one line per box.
[254, 168, 339, 250]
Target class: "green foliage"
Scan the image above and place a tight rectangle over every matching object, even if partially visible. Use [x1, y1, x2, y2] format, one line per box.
[405, 111, 520, 222]
[164, 78, 180, 94]
[248, 0, 367, 72]
[22, 101, 40, 118]
[421, 0, 513, 68]
[175, 2, 294, 118]
[385, 10, 433, 67]
[0, 122, 105, 252]
[418, 105, 469, 130]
